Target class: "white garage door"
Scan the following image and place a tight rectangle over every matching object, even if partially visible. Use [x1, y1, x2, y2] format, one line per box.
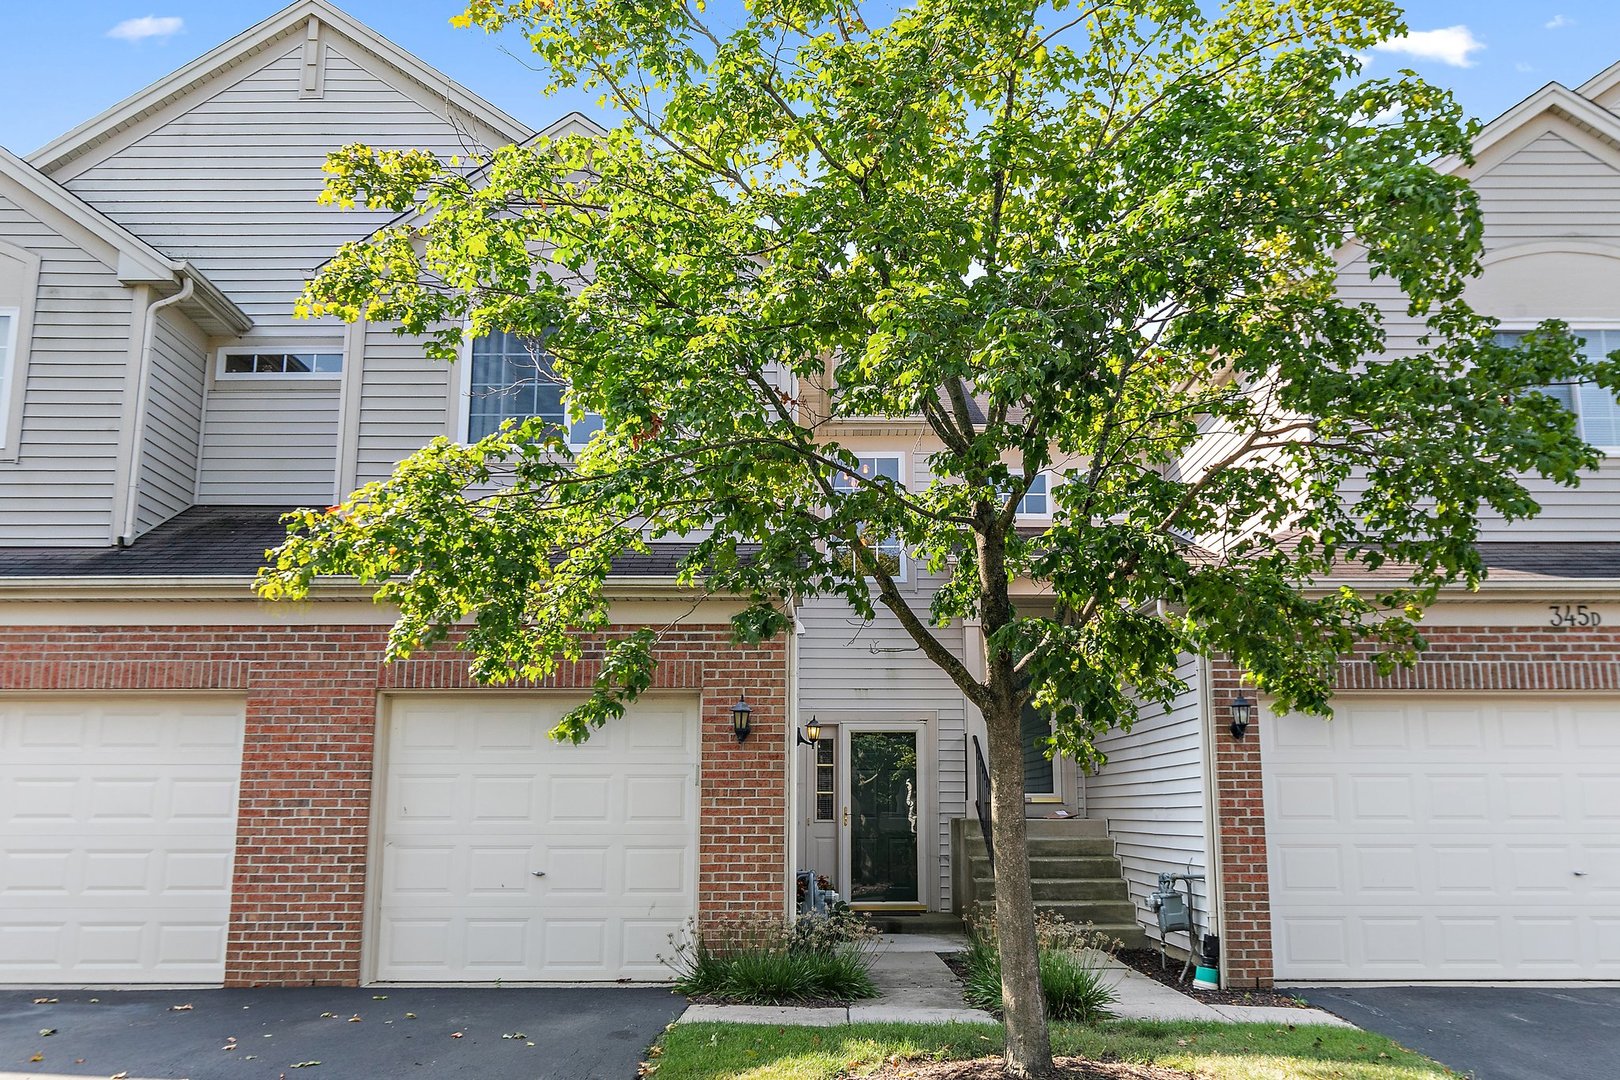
[0, 696, 245, 985]
[1265, 696, 1620, 980]
[374, 694, 700, 982]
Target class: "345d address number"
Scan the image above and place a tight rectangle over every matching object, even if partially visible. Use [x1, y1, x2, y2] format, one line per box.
[1549, 604, 1603, 628]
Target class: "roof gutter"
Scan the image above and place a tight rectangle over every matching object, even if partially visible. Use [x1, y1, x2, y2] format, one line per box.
[1305, 576, 1620, 599]
[0, 574, 741, 603]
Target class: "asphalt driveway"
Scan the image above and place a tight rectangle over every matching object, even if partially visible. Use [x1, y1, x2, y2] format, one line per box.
[1, 985, 684, 1079]
[1290, 985, 1620, 1080]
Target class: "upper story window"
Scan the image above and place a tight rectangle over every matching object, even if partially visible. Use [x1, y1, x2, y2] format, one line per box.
[468, 329, 602, 446]
[830, 452, 906, 580]
[1501, 328, 1620, 448]
[1015, 471, 1050, 517]
[218, 349, 344, 379]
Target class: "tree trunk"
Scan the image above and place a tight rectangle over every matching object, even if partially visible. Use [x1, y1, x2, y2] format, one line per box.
[984, 694, 1053, 1078]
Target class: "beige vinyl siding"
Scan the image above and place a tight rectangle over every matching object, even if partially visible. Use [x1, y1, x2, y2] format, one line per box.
[196, 383, 339, 504]
[1334, 130, 1620, 540]
[796, 446, 969, 910]
[54, 39, 513, 328]
[0, 195, 132, 544]
[1089, 654, 1210, 948]
[134, 307, 209, 533]
[354, 323, 452, 488]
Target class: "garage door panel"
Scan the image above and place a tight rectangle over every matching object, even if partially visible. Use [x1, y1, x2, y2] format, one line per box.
[1266, 696, 1620, 980]
[0, 696, 245, 985]
[375, 693, 700, 982]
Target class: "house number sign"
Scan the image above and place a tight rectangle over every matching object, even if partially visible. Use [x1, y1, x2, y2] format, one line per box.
[1548, 604, 1603, 628]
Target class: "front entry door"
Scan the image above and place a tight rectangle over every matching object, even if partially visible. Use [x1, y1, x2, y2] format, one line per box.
[839, 726, 925, 909]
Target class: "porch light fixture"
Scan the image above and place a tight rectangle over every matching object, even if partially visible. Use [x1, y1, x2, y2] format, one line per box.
[1229, 694, 1253, 741]
[731, 697, 753, 742]
[796, 716, 823, 747]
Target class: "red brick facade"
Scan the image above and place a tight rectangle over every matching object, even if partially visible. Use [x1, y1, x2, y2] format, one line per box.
[0, 622, 788, 987]
[1211, 622, 1620, 987]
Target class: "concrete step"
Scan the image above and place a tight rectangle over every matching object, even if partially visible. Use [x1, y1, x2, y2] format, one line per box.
[1031, 900, 1141, 927]
[1022, 817, 1110, 838]
[976, 854, 1125, 878]
[861, 911, 965, 935]
[963, 836, 1117, 859]
[1083, 923, 1153, 951]
[973, 876, 1129, 901]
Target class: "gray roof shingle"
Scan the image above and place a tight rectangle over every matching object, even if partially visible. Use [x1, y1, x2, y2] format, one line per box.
[0, 505, 733, 580]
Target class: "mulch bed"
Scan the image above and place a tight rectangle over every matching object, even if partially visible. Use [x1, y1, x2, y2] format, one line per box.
[1114, 948, 1306, 1009]
[857, 1055, 1192, 1079]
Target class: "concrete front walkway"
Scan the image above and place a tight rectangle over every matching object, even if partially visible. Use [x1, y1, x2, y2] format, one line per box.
[678, 933, 993, 1026]
[676, 934, 1355, 1028]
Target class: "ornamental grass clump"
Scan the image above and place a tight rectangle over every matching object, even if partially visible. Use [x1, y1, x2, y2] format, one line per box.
[962, 904, 1122, 1023]
[662, 913, 880, 1005]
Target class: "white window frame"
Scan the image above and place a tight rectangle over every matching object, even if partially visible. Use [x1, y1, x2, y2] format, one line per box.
[830, 451, 908, 583]
[1498, 322, 1620, 453]
[1010, 469, 1053, 520]
[215, 345, 345, 381]
[454, 328, 600, 449]
[0, 307, 19, 455]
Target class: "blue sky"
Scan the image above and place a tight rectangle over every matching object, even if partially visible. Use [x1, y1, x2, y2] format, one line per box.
[1, 2, 1615, 156]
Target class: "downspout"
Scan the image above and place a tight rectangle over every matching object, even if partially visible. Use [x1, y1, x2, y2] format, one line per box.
[118, 268, 195, 546]
[1196, 652, 1229, 988]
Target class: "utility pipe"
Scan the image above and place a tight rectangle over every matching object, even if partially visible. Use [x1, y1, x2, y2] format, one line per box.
[118, 268, 195, 546]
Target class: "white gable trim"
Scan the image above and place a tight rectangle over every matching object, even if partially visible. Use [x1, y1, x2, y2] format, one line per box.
[29, 0, 534, 177]
[0, 147, 251, 335]
[1432, 83, 1620, 178]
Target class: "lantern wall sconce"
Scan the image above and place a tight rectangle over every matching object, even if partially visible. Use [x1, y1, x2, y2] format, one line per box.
[1229, 694, 1253, 741]
[731, 697, 753, 742]
[796, 716, 823, 747]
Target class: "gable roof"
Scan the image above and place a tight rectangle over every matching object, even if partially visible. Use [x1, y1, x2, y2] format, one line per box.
[1431, 81, 1620, 177]
[0, 144, 250, 334]
[29, 0, 535, 177]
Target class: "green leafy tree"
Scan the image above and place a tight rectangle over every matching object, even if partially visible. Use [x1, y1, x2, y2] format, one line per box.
[259, 0, 1613, 1071]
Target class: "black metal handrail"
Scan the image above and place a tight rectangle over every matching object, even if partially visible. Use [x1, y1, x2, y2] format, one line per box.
[972, 734, 994, 870]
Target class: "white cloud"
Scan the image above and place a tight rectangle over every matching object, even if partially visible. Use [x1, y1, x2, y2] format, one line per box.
[1371, 25, 1485, 68]
[1545, 15, 1574, 30]
[106, 15, 184, 43]
[1516, 61, 1536, 73]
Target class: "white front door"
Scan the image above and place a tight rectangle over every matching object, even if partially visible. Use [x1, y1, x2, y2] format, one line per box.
[0, 695, 245, 985]
[373, 693, 699, 982]
[1264, 695, 1620, 980]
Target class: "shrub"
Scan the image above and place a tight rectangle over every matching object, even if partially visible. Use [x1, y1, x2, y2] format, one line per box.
[662, 916, 880, 1004]
[961, 904, 1120, 1022]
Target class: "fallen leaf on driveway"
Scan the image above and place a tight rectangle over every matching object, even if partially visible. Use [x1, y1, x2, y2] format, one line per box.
[501, 1032, 527, 1039]
[29, 1053, 42, 1063]
[291, 1061, 321, 1068]
[372, 995, 388, 1000]
[404, 1013, 417, 1019]
[32, 997, 58, 1004]
[450, 1031, 463, 1038]
[40, 1028, 57, 1036]
[347, 1015, 362, 1023]
[112, 1072, 129, 1079]
[169, 1003, 193, 1012]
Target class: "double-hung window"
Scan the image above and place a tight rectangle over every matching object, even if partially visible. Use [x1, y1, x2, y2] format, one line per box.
[1501, 328, 1620, 448]
[830, 452, 906, 580]
[1013, 471, 1050, 517]
[467, 329, 602, 445]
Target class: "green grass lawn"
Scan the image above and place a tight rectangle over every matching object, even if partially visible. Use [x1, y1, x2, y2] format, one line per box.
[651, 1020, 1457, 1080]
